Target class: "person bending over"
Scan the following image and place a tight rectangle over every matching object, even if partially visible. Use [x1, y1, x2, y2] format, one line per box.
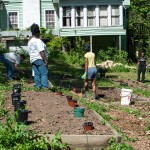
[0, 52, 25, 80]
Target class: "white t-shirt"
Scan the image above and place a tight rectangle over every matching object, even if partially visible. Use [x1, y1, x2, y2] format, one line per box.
[4, 52, 20, 64]
[27, 37, 48, 63]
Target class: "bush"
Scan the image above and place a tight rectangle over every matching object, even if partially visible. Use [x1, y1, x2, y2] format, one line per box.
[97, 47, 128, 64]
[64, 48, 84, 67]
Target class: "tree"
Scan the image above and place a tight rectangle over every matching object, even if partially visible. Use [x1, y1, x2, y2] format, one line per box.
[128, 0, 150, 60]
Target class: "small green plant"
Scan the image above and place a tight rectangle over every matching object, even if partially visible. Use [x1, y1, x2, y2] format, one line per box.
[0, 112, 51, 150]
[109, 65, 130, 72]
[119, 106, 141, 117]
[133, 88, 150, 98]
[145, 123, 150, 131]
[108, 137, 134, 150]
[101, 119, 107, 125]
[51, 130, 69, 150]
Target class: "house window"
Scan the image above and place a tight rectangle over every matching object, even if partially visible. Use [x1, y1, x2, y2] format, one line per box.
[8, 12, 18, 29]
[45, 10, 55, 28]
[99, 6, 108, 26]
[75, 6, 84, 27]
[111, 6, 120, 26]
[63, 6, 71, 27]
[87, 6, 96, 26]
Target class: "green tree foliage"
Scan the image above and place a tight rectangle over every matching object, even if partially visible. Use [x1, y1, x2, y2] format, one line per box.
[128, 0, 150, 52]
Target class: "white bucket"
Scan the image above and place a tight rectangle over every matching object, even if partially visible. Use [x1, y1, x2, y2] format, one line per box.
[120, 89, 133, 105]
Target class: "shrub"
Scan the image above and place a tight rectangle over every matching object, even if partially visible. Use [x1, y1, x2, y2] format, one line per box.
[97, 47, 128, 64]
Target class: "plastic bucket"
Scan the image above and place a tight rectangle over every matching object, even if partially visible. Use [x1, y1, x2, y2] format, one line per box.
[14, 100, 27, 112]
[13, 84, 21, 94]
[120, 89, 133, 105]
[16, 110, 29, 124]
[11, 93, 21, 105]
[74, 107, 85, 118]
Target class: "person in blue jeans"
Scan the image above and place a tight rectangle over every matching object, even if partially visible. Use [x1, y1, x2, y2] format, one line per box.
[27, 23, 49, 89]
[0, 52, 25, 80]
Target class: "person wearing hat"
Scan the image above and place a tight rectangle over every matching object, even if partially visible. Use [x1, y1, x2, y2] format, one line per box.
[84, 44, 97, 101]
[27, 23, 48, 89]
[0, 52, 25, 80]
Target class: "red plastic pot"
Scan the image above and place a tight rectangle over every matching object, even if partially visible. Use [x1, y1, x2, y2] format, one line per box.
[66, 95, 72, 101]
[56, 91, 62, 96]
[68, 99, 77, 107]
[83, 122, 94, 131]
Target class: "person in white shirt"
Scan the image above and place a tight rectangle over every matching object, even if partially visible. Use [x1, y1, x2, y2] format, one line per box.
[27, 23, 48, 89]
[0, 52, 25, 80]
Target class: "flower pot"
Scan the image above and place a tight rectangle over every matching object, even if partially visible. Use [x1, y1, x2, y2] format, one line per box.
[68, 99, 77, 107]
[11, 93, 21, 105]
[14, 100, 27, 112]
[83, 122, 94, 131]
[56, 91, 62, 96]
[73, 87, 77, 93]
[15, 110, 29, 124]
[74, 107, 85, 118]
[66, 95, 72, 101]
[13, 84, 21, 94]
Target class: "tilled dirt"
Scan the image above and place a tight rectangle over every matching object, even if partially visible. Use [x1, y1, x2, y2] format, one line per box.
[5, 91, 113, 135]
[97, 87, 121, 101]
[107, 109, 150, 150]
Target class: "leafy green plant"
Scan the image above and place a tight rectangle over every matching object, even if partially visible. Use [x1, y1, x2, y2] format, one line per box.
[96, 47, 128, 64]
[0, 44, 9, 54]
[109, 65, 130, 72]
[0, 112, 51, 150]
[0, 93, 6, 109]
[133, 88, 150, 98]
[40, 27, 53, 40]
[145, 123, 150, 131]
[101, 119, 107, 125]
[108, 137, 134, 150]
[51, 130, 70, 150]
[119, 106, 141, 117]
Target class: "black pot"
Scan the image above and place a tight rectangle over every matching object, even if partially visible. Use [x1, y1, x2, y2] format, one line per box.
[15, 110, 29, 124]
[13, 84, 21, 94]
[14, 100, 27, 112]
[11, 93, 21, 105]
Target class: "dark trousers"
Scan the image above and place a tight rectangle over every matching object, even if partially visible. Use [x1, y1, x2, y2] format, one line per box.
[137, 66, 146, 82]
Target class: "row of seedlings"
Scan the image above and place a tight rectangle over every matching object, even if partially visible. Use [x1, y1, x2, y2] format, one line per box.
[11, 84, 30, 124]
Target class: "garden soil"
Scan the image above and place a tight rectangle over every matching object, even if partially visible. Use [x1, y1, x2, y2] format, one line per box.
[5, 91, 113, 135]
